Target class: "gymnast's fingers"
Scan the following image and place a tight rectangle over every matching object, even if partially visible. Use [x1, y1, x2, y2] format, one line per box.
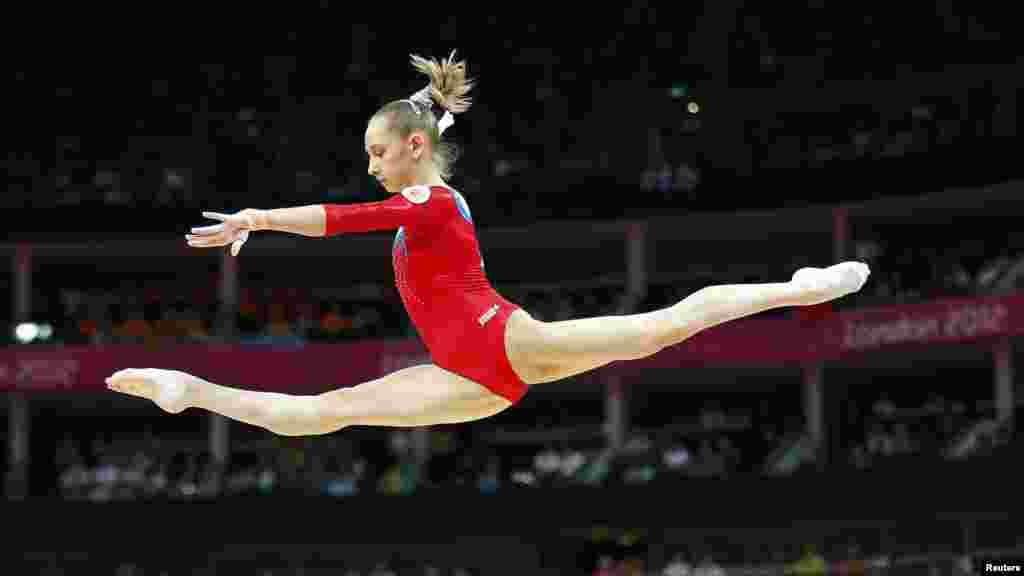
[186, 234, 229, 248]
[190, 223, 224, 236]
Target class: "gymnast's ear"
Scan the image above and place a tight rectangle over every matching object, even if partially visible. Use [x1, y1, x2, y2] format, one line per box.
[408, 131, 427, 161]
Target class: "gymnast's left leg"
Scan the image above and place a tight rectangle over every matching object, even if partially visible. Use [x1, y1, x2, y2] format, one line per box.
[505, 262, 870, 384]
[106, 364, 512, 436]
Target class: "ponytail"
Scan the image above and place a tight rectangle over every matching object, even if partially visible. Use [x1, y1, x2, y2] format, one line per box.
[373, 50, 476, 181]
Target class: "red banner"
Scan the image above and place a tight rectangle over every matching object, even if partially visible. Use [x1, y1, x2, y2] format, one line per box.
[2, 294, 1023, 392]
[829, 294, 1024, 352]
[0, 340, 429, 394]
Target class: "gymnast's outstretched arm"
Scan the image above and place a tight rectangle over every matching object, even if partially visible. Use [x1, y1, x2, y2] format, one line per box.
[186, 191, 443, 253]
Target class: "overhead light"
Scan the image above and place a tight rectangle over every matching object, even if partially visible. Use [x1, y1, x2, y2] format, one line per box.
[14, 322, 53, 344]
[15, 323, 39, 343]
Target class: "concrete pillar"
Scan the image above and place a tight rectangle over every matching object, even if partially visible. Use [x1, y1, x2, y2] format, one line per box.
[7, 245, 32, 499]
[604, 374, 627, 451]
[833, 206, 849, 262]
[210, 250, 237, 469]
[994, 337, 1014, 423]
[626, 222, 648, 303]
[803, 363, 824, 464]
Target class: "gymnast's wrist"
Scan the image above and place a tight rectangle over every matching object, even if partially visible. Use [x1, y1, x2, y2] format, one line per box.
[244, 209, 271, 231]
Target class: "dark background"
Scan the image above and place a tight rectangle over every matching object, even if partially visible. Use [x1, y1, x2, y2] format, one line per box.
[3, 4, 1024, 575]
[8, 4, 1022, 234]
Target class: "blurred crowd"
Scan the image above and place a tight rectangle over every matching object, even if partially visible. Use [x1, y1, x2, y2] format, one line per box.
[19, 544, 993, 576]
[7, 6, 1016, 229]
[848, 235, 1024, 306]
[27, 65, 1013, 220]
[15, 281, 627, 347]
[8, 221, 1021, 348]
[847, 391, 1005, 468]
[53, 384, 1013, 505]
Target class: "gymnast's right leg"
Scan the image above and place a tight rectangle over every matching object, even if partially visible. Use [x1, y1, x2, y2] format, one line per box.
[106, 364, 512, 436]
[506, 261, 870, 384]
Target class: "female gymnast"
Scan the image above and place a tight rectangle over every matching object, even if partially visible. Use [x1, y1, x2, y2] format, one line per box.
[107, 50, 870, 436]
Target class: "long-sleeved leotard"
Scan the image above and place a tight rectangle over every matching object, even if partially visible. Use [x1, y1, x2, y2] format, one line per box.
[322, 185, 528, 403]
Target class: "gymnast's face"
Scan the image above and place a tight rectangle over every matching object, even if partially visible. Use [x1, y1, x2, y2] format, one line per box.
[365, 114, 427, 194]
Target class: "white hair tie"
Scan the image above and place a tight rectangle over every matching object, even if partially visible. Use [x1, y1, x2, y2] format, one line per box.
[402, 86, 454, 134]
[437, 110, 454, 135]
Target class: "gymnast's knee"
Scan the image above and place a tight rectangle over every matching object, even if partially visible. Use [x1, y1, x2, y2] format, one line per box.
[649, 307, 705, 353]
[265, 394, 348, 436]
[628, 336, 669, 360]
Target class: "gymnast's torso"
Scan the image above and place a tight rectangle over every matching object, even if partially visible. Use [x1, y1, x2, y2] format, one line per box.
[323, 185, 520, 371]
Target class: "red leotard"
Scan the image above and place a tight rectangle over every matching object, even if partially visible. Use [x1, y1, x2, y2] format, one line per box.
[321, 185, 528, 404]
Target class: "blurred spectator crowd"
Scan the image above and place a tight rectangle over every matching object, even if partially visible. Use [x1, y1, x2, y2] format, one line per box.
[54, 387, 1016, 504]
[15, 282, 627, 347]
[11, 228, 1021, 348]
[7, 7, 1017, 226]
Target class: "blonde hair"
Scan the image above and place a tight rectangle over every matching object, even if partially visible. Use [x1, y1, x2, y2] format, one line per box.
[373, 50, 475, 181]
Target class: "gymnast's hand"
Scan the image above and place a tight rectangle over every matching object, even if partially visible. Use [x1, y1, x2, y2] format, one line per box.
[186, 209, 265, 256]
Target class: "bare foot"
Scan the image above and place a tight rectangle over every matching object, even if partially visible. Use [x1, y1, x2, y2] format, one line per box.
[790, 261, 871, 306]
[106, 368, 195, 414]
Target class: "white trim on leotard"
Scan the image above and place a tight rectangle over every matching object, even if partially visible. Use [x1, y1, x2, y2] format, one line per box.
[401, 185, 432, 205]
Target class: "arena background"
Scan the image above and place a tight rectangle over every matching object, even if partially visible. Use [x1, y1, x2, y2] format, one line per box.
[4, 5, 1024, 575]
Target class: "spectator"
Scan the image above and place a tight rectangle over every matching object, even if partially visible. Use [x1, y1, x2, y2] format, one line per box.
[785, 544, 826, 575]
[369, 563, 396, 576]
[694, 554, 726, 576]
[662, 552, 693, 576]
[832, 542, 866, 575]
[593, 555, 617, 576]
[478, 455, 500, 494]
[534, 443, 561, 485]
